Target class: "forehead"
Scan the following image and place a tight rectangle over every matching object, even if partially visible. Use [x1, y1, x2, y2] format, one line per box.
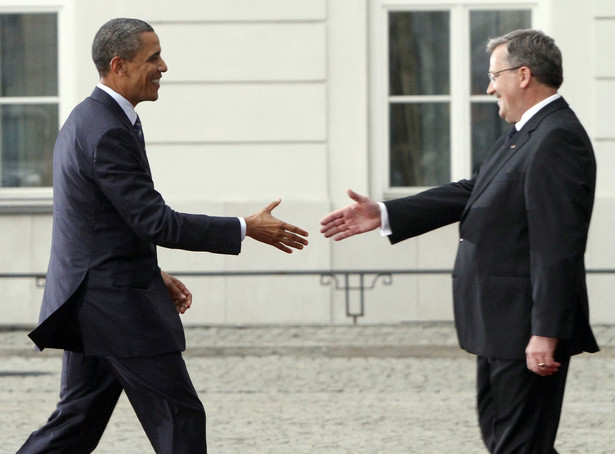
[489, 43, 508, 69]
[134, 31, 161, 57]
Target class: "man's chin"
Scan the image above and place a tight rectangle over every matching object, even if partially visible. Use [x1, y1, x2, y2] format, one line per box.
[145, 93, 160, 103]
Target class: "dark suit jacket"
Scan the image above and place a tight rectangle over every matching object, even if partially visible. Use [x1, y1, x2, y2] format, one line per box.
[385, 97, 599, 360]
[29, 87, 242, 357]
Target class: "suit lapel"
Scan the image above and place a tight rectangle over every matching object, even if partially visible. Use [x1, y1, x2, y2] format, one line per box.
[462, 132, 528, 213]
[461, 97, 570, 221]
[90, 87, 133, 129]
[90, 87, 152, 176]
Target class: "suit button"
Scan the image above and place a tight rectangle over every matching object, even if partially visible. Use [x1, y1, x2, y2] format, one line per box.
[459, 238, 464, 242]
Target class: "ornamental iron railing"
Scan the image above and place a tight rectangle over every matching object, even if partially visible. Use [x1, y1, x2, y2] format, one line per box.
[1, 269, 614, 324]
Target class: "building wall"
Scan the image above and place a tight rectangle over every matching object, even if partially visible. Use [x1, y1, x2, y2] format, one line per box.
[575, 0, 615, 324]
[1, 0, 614, 327]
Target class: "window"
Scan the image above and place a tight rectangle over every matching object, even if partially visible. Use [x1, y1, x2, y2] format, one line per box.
[469, 10, 532, 172]
[375, 3, 532, 193]
[0, 13, 58, 188]
[389, 11, 450, 187]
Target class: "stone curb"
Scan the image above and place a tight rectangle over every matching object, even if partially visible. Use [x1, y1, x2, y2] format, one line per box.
[2, 323, 614, 358]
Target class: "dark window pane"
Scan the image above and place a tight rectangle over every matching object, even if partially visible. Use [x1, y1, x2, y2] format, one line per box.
[390, 103, 450, 187]
[471, 103, 509, 173]
[389, 11, 450, 96]
[470, 10, 531, 95]
[0, 14, 58, 97]
[1, 104, 57, 187]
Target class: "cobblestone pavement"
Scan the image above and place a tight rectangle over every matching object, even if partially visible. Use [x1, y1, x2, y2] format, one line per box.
[1, 323, 614, 453]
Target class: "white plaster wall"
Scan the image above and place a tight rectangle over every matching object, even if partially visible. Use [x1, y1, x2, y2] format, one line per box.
[0, 214, 50, 325]
[584, 0, 615, 323]
[2, 0, 615, 327]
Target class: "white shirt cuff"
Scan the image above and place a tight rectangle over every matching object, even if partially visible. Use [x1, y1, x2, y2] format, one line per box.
[238, 217, 246, 240]
[378, 202, 392, 236]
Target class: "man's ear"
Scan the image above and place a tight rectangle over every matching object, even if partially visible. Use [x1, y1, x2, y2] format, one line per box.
[109, 56, 125, 76]
[519, 66, 532, 88]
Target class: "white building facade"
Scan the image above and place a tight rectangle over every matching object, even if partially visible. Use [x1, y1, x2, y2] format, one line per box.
[0, 0, 613, 326]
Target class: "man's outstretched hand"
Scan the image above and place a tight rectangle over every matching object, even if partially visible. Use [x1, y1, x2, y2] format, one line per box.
[245, 199, 309, 253]
[320, 189, 381, 241]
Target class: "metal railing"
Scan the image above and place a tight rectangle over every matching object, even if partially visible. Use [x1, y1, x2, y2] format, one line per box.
[2, 269, 615, 324]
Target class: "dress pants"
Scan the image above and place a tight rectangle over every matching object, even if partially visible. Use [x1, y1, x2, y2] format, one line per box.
[17, 350, 206, 454]
[477, 355, 570, 454]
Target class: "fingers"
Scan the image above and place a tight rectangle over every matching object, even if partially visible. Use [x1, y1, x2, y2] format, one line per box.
[320, 189, 363, 227]
[320, 208, 345, 229]
[525, 335, 561, 376]
[529, 358, 561, 376]
[173, 293, 188, 314]
[270, 240, 301, 254]
[265, 200, 309, 238]
[173, 298, 189, 314]
[174, 299, 187, 314]
[526, 351, 561, 376]
[332, 230, 355, 242]
[320, 215, 346, 238]
[320, 189, 376, 241]
[283, 222, 309, 238]
[177, 282, 192, 309]
[168, 276, 192, 314]
[273, 242, 293, 254]
[273, 221, 309, 252]
[274, 227, 309, 254]
[246, 199, 309, 253]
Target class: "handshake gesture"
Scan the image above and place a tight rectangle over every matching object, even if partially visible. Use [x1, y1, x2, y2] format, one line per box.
[319, 189, 381, 241]
[245, 198, 309, 253]
[168, 190, 377, 315]
[244, 189, 379, 253]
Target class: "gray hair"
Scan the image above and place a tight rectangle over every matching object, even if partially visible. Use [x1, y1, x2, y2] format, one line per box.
[92, 18, 154, 77]
[486, 29, 563, 89]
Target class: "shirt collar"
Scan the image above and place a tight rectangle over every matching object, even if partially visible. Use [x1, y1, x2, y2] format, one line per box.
[514, 93, 561, 131]
[96, 83, 139, 125]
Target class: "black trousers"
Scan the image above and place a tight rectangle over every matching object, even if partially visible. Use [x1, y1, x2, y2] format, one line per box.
[18, 350, 206, 454]
[477, 355, 570, 454]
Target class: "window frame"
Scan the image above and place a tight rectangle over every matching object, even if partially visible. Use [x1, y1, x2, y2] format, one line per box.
[0, 1, 74, 213]
[369, 0, 541, 200]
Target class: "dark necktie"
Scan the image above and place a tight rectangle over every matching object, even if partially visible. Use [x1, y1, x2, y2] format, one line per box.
[504, 126, 517, 145]
[471, 126, 518, 194]
[133, 115, 151, 175]
[134, 116, 145, 148]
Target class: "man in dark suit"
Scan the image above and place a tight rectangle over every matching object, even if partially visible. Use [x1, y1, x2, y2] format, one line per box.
[321, 29, 597, 453]
[18, 18, 308, 454]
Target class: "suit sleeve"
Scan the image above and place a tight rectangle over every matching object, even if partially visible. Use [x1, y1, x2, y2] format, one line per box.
[525, 126, 595, 339]
[384, 179, 474, 244]
[92, 127, 241, 254]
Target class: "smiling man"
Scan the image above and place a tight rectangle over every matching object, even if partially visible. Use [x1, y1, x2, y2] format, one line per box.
[320, 29, 597, 453]
[18, 18, 308, 454]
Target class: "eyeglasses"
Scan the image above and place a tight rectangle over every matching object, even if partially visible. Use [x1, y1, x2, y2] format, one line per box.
[488, 66, 522, 83]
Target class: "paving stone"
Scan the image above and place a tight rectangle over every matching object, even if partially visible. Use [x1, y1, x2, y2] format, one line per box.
[1, 323, 614, 453]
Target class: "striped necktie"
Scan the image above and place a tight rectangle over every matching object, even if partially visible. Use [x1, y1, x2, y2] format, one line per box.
[134, 116, 145, 148]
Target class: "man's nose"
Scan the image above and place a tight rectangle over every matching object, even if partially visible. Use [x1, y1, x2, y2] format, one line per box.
[486, 81, 495, 95]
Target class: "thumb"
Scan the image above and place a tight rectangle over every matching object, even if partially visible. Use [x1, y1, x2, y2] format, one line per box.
[347, 189, 368, 204]
[265, 198, 282, 213]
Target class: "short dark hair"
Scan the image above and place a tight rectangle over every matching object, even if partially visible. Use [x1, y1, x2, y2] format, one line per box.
[92, 18, 154, 77]
[486, 29, 563, 89]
